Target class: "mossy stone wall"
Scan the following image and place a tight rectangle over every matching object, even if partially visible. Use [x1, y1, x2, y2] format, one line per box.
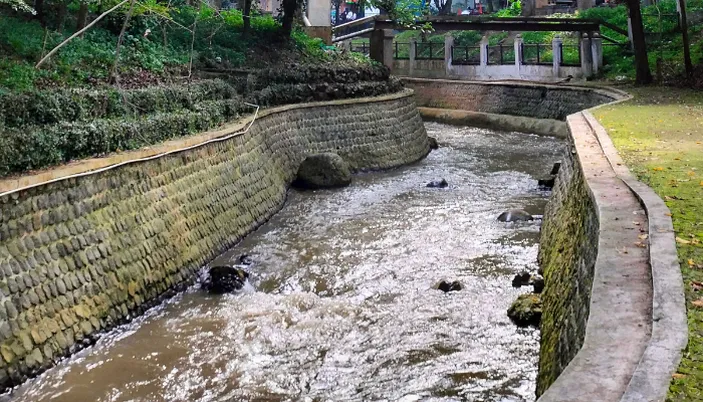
[0, 91, 429, 389]
[536, 141, 599, 396]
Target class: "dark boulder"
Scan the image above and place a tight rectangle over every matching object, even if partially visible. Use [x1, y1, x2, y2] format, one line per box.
[294, 153, 352, 190]
[428, 137, 439, 150]
[537, 177, 555, 190]
[532, 275, 545, 294]
[512, 272, 531, 288]
[436, 280, 462, 292]
[203, 266, 249, 294]
[550, 161, 562, 175]
[427, 179, 449, 188]
[507, 294, 542, 326]
[238, 254, 253, 266]
[497, 209, 534, 222]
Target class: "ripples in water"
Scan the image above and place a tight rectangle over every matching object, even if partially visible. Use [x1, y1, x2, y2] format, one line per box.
[5, 123, 564, 402]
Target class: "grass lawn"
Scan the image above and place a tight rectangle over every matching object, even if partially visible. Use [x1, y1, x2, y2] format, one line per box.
[593, 86, 703, 401]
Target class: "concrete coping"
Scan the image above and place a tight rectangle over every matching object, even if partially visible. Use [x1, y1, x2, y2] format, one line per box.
[0, 89, 416, 196]
[583, 110, 688, 402]
[538, 94, 687, 401]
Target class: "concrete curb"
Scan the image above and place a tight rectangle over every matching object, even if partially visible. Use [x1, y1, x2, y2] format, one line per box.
[583, 111, 688, 402]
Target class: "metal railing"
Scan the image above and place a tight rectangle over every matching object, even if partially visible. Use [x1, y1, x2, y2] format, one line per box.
[394, 42, 410, 59]
[351, 41, 369, 55]
[559, 43, 581, 66]
[415, 42, 445, 60]
[521, 43, 553, 65]
[486, 44, 515, 65]
[451, 45, 481, 65]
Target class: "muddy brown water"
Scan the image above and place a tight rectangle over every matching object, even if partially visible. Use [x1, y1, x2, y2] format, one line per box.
[5, 123, 564, 402]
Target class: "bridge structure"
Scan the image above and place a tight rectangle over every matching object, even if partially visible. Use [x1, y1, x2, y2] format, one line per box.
[332, 15, 628, 80]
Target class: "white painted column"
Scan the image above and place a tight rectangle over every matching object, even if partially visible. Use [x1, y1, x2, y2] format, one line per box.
[552, 35, 562, 78]
[445, 35, 454, 78]
[580, 33, 593, 78]
[514, 34, 523, 76]
[591, 34, 603, 75]
[480, 36, 489, 67]
[307, 0, 331, 27]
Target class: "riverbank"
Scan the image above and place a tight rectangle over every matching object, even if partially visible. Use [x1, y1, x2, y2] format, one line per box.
[592, 86, 703, 401]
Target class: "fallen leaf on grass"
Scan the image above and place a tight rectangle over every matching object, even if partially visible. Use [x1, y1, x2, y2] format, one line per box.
[653, 167, 665, 171]
[689, 259, 696, 267]
[692, 298, 703, 308]
[665, 213, 673, 217]
[700, 181, 703, 187]
[676, 237, 692, 245]
[665, 195, 684, 201]
[692, 281, 703, 291]
[688, 171, 697, 177]
[673, 373, 687, 379]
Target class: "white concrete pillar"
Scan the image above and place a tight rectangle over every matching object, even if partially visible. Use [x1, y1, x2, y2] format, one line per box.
[307, 0, 331, 26]
[480, 36, 489, 67]
[409, 38, 417, 77]
[552, 35, 562, 78]
[445, 35, 454, 78]
[580, 33, 593, 78]
[514, 34, 523, 75]
[591, 34, 603, 75]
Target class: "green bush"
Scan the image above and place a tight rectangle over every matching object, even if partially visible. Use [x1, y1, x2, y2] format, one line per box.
[0, 97, 245, 176]
[251, 64, 391, 90]
[0, 79, 239, 127]
[252, 79, 404, 106]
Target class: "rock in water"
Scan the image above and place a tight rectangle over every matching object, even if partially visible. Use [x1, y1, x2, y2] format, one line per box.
[204, 266, 249, 294]
[428, 137, 439, 150]
[426, 179, 449, 188]
[550, 161, 562, 175]
[537, 177, 555, 189]
[436, 280, 462, 292]
[507, 294, 542, 326]
[294, 153, 352, 190]
[532, 275, 545, 294]
[512, 272, 531, 288]
[238, 254, 253, 266]
[497, 209, 534, 222]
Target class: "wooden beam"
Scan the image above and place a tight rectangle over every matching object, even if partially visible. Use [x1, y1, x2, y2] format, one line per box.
[374, 19, 600, 32]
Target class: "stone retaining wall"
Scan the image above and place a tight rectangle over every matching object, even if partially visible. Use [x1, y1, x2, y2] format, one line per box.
[403, 77, 614, 121]
[0, 90, 429, 388]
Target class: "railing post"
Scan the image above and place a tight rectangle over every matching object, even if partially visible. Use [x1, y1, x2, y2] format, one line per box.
[409, 37, 417, 77]
[480, 35, 488, 67]
[580, 32, 594, 78]
[591, 33, 603, 74]
[514, 33, 523, 74]
[552, 35, 562, 77]
[370, 29, 395, 69]
[445, 35, 454, 77]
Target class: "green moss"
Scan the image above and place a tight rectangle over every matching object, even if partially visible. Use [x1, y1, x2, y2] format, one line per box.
[508, 293, 542, 326]
[593, 86, 703, 402]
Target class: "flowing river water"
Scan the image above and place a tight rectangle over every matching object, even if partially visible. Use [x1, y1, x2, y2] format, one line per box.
[5, 123, 564, 402]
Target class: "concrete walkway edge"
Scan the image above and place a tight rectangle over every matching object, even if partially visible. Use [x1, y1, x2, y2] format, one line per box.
[583, 110, 688, 402]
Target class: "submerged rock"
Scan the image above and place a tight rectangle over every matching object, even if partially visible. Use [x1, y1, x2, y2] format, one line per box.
[426, 179, 449, 188]
[507, 293, 542, 326]
[512, 272, 531, 288]
[203, 266, 249, 294]
[537, 177, 555, 190]
[435, 280, 462, 292]
[294, 153, 352, 190]
[428, 137, 439, 150]
[238, 254, 254, 266]
[497, 209, 534, 222]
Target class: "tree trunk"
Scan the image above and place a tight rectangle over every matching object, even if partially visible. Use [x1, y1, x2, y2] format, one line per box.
[76, 2, 89, 32]
[678, 0, 693, 78]
[111, 0, 137, 83]
[57, 1, 68, 32]
[627, 0, 653, 85]
[281, 0, 297, 36]
[35, 0, 46, 27]
[439, 0, 453, 14]
[243, 0, 253, 35]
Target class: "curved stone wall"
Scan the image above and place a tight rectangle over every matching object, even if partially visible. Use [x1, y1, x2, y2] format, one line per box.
[403, 78, 687, 402]
[0, 90, 429, 388]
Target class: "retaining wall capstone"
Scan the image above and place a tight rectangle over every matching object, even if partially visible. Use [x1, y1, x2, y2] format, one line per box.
[0, 90, 429, 389]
